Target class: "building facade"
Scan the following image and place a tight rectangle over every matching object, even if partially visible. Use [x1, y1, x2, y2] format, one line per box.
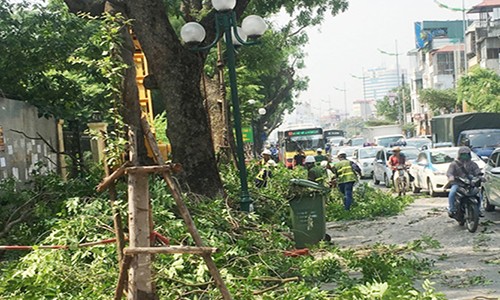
[466, 0, 500, 74]
[363, 67, 405, 102]
[408, 20, 467, 135]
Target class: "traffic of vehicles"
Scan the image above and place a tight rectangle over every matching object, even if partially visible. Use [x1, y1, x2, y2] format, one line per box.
[275, 112, 500, 213]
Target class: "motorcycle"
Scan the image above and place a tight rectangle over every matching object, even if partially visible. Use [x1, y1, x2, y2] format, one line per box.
[450, 176, 482, 233]
[394, 165, 409, 196]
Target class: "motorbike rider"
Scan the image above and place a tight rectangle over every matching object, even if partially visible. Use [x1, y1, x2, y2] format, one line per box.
[387, 146, 412, 186]
[446, 146, 484, 218]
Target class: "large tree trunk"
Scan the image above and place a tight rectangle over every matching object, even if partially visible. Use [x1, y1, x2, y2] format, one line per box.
[125, 0, 223, 197]
[63, 0, 148, 166]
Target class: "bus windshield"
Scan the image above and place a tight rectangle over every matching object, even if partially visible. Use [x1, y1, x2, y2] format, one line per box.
[285, 134, 324, 152]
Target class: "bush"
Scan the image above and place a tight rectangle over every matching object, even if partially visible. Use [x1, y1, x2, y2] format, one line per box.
[0, 166, 443, 299]
[326, 183, 414, 221]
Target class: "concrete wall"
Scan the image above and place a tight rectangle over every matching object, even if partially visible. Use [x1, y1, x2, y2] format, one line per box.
[0, 98, 58, 181]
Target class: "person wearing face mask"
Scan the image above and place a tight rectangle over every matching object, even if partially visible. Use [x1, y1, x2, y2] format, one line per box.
[446, 146, 483, 218]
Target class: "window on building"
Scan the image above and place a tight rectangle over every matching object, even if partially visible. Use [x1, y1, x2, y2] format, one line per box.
[486, 48, 500, 59]
[436, 52, 454, 75]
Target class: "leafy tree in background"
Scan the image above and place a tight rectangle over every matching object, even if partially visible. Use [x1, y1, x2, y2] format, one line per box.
[61, 0, 349, 197]
[236, 26, 309, 152]
[0, 0, 133, 176]
[418, 88, 458, 114]
[375, 85, 411, 122]
[337, 117, 365, 137]
[457, 67, 500, 113]
[0, 0, 122, 122]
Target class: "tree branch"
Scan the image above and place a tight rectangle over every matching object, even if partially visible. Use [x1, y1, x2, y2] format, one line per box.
[0, 192, 40, 239]
[10, 129, 86, 173]
[63, 0, 106, 16]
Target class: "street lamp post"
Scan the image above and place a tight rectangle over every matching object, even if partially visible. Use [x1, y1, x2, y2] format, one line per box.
[180, 0, 267, 212]
[334, 84, 348, 120]
[378, 43, 405, 124]
[248, 99, 266, 158]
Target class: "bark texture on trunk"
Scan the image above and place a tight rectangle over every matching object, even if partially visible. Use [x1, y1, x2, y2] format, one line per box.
[125, 0, 223, 197]
[63, 0, 148, 166]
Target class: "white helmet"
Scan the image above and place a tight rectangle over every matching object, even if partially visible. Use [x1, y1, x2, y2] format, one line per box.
[261, 149, 271, 156]
[305, 155, 316, 163]
[337, 150, 347, 157]
[316, 148, 323, 153]
[320, 160, 328, 168]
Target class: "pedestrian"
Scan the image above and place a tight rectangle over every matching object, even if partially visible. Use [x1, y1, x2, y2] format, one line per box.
[270, 143, 279, 162]
[305, 155, 326, 184]
[332, 150, 361, 210]
[314, 148, 328, 163]
[255, 149, 277, 188]
[293, 149, 306, 167]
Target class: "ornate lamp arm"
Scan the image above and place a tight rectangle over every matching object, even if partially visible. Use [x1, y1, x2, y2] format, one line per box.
[229, 11, 260, 46]
[192, 15, 223, 52]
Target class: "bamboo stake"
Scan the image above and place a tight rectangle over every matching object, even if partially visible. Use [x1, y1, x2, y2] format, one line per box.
[125, 164, 182, 174]
[124, 246, 218, 255]
[114, 255, 133, 300]
[140, 117, 233, 300]
[96, 161, 132, 192]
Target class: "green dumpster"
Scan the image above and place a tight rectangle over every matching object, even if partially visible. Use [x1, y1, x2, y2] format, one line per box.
[289, 179, 329, 249]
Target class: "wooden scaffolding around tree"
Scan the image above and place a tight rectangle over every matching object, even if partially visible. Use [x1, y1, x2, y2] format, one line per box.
[96, 117, 232, 300]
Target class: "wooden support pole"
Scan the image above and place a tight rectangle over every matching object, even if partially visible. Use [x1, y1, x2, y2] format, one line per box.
[140, 117, 233, 300]
[124, 246, 218, 255]
[96, 161, 133, 192]
[125, 164, 182, 174]
[127, 172, 154, 300]
[114, 255, 133, 300]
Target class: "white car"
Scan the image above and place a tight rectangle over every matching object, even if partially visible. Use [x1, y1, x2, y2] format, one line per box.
[410, 147, 486, 197]
[481, 148, 500, 212]
[373, 147, 420, 188]
[374, 134, 405, 148]
[352, 146, 383, 178]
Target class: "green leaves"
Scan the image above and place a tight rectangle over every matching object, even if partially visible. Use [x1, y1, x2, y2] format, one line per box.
[419, 88, 458, 114]
[326, 183, 414, 221]
[0, 1, 126, 123]
[457, 67, 500, 113]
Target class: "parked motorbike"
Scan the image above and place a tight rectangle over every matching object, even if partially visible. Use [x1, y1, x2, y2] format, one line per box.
[450, 176, 482, 233]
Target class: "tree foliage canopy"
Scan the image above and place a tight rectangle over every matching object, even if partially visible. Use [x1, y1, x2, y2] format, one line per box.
[0, 0, 124, 122]
[457, 67, 500, 113]
[375, 85, 411, 122]
[418, 88, 458, 114]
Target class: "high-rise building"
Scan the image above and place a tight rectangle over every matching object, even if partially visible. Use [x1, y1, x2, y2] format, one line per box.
[363, 67, 406, 101]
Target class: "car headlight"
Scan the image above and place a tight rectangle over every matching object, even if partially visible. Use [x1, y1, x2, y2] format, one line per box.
[363, 162, 369, 167]
[433, 170, 445, 175]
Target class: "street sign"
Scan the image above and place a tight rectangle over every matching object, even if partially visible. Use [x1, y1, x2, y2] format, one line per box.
[241, 127, 254, 143]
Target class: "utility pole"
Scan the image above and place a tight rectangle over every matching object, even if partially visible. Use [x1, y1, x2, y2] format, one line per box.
[333, 85, 348, 120]
[401, 74, 406, 125]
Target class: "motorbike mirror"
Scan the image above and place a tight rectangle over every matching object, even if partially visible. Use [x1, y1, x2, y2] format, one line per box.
[462, 138, 471, 147]
[491, 167, 500, 175]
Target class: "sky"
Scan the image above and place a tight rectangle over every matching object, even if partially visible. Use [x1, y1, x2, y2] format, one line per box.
[276, 0, 480, 124]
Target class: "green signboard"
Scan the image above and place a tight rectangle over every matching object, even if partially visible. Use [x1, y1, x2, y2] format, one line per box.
[285, 128, 322, 137]
[242, 127, 254, 143]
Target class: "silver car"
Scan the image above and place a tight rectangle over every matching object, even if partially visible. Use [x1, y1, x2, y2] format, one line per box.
[483, 148, 500, 212]
[352, 146, 383, 178]
[373, 147, 420, 188]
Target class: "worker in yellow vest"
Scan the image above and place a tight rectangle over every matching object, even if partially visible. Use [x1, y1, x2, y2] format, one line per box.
[332, 150, 361, 210]
[255, 149, 277, 188]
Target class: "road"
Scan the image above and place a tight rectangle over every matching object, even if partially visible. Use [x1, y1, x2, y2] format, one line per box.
[326, 180, 500, 300]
